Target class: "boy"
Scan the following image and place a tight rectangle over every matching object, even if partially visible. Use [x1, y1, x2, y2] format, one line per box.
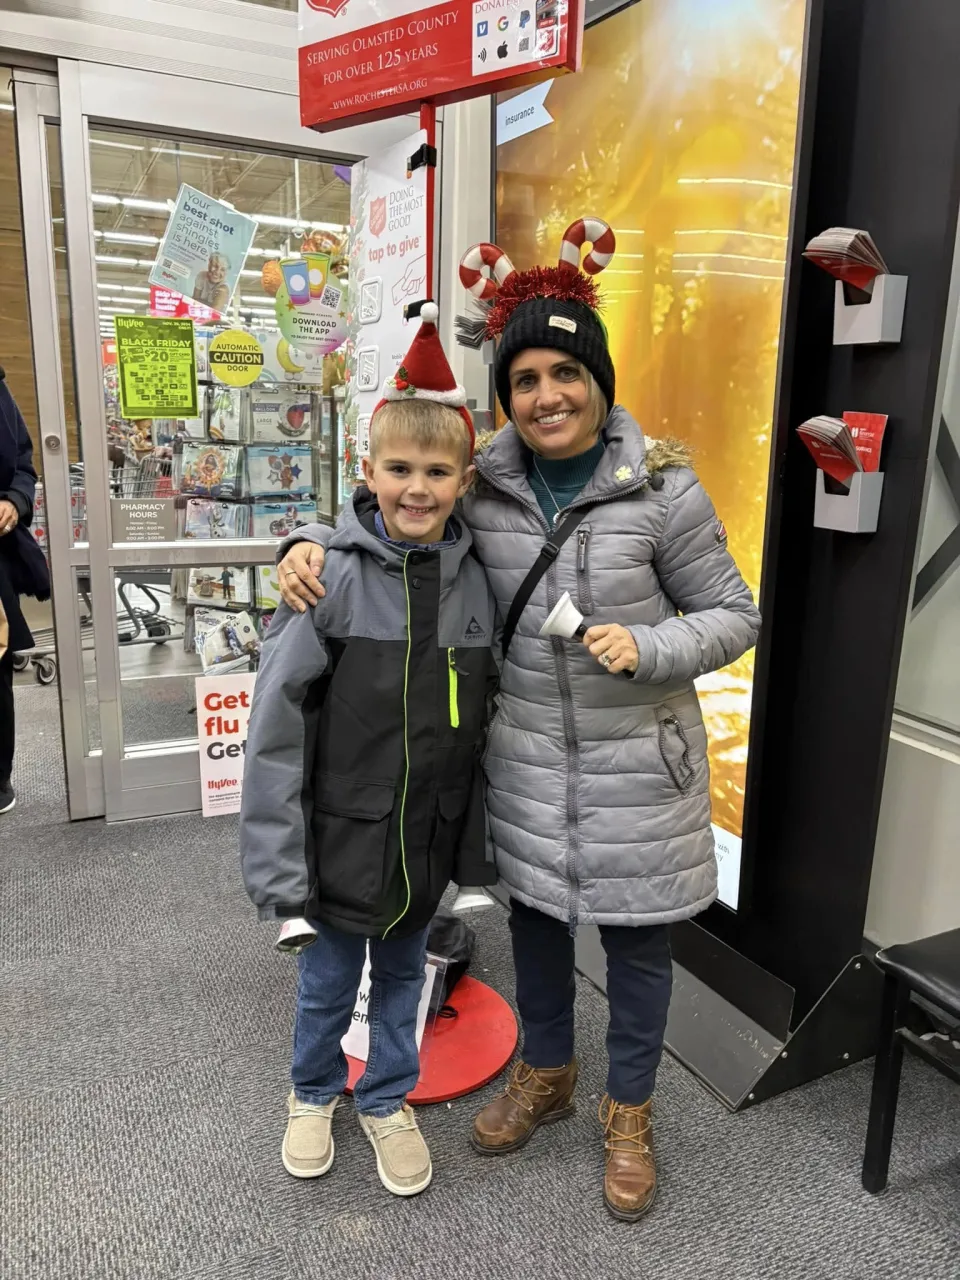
[240, 302, 498, 1197]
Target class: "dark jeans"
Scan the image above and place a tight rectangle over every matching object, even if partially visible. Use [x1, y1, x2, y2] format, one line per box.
[0, 648, 13, 784]
[509, 896, 673, 1105]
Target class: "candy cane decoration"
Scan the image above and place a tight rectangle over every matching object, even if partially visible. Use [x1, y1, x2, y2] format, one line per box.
[559, 218, 616, 276]
[459, 242, 517, 301]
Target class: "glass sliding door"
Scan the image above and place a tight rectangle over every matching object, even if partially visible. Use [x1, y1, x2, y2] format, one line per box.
[49, 61, 352, 820]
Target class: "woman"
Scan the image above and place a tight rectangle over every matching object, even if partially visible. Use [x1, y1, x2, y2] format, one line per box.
[0, 371, 50, 814]
[276, 221, 761, 1221]
[193, 252, 231, 313]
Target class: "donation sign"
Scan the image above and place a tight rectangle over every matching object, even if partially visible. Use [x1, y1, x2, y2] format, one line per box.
[342, 130, 428, 483]
[114, 315, 198, 419]
[298, 0, 584, 130]
[196, 673, 256, 816]
[151, 184, 257, 314]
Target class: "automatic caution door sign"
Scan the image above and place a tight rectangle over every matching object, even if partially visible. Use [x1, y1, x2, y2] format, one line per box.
[209, 329, 265, 387]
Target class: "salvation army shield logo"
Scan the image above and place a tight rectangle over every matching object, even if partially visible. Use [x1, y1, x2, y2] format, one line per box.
[305, 0, 351, 15]
[369, 196, 387, 239]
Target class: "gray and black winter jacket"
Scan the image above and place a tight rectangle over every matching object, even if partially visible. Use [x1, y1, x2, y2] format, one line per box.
[240, 489, 499, 938]
[283, 408, 761, 932]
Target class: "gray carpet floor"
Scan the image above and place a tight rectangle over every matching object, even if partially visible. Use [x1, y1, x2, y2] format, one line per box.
[2, 685, 959, 1280]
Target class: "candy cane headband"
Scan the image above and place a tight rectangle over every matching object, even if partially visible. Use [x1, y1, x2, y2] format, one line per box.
[455, 218, 616, 347]
[458, 217, 616, 298]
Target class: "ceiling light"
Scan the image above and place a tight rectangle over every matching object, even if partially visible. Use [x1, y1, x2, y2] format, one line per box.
[0, 104, 14, 113]
[92, 193, 121, 206]
[677, 177, 792, 190]
[240, 269, 263, 278]
[672, 268, 784, 281]
[151, 146, 224, 161]
[675, 229, 788, 241]
[95, 255, 156, 269]
[97, 283, 151, 294]
[101, 231, 161, 245]
[100, 306, 137, 314]
[91, 138, 145, 152]
[123, 197, 172, 212]
[311, 221, 347, 233]
[255, 214, 302, 229]
[241, 295, 271, 303]
[673, 253, 785, 266]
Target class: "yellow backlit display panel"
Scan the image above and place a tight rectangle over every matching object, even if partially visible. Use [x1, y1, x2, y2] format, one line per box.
[496, 0, 807, 875]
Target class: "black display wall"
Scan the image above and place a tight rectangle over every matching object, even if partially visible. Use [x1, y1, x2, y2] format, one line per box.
[662, 0, 960, 1105]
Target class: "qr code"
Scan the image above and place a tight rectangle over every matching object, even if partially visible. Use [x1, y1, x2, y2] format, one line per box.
[519, 36, 529, 52]
[321, 284, 342, 310]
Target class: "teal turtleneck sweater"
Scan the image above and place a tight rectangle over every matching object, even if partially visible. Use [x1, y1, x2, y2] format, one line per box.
[527, 438, 606, 525]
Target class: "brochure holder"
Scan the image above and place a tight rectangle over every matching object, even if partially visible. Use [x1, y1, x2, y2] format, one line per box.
[813, 470, 884, 533]
[833, 275, 907, 345]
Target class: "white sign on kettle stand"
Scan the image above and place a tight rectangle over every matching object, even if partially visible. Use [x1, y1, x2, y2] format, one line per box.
[341, 949, 440, 1063]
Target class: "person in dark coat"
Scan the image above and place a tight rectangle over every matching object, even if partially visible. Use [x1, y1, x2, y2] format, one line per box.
[0, 370, 51, 813]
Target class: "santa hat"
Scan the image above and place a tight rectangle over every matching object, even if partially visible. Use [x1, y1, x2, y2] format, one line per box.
[456, 218, 617, 418]
[374, 301, 474, 455]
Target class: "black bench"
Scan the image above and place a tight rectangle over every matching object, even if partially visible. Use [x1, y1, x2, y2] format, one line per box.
[862, 926, 960, 1193]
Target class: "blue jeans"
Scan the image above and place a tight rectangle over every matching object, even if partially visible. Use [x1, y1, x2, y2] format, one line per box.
[291, 919, 429, 1118]
[509, 897, 673, 1105]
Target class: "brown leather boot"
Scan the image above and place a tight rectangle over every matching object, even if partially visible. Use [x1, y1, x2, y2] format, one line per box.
[599, 1095, 657, 1221]
[471, 1059, 578, 1155]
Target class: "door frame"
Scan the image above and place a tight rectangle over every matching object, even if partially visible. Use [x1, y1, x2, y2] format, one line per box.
[17, 58, 430, 821]
[14, 68, 105, 819]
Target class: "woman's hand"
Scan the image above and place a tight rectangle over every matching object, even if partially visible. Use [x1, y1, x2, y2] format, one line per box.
[277, 542, 326, 612]
[0, 500, 19, 536]
[583, 623, 639, 675]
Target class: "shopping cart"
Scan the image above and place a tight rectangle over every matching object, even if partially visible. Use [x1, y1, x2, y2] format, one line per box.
[15, 454, 181, 686]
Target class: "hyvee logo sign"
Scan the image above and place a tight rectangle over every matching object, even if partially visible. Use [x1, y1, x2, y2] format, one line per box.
[305, 0, 351, 14]
[369, 196, 387, 238]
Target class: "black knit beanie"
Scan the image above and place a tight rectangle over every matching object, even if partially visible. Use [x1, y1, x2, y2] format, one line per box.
[494, 295, 616, 420]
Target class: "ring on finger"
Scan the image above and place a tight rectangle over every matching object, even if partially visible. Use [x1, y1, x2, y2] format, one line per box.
[599, 653, 613, 668]
[284, 570, 300, 577]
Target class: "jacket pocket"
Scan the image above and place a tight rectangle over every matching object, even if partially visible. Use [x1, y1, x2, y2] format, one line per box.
[656, 710, 694, 793]
[429, 785, 472, 897]
[312, 776, 395, 910]
[576, 524, 595, 616]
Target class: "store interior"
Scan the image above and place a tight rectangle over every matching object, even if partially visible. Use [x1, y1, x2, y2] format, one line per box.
[2, 1, 959, 1277]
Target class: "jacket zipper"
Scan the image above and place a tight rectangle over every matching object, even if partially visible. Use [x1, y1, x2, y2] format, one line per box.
[384, 553, 414, 938]
[548, 555, 583, 934]
[658, 712, 694, 792]
[472, 460, 652, 933]
[576, 526, 594, 615]
[447, 647, 460, 729]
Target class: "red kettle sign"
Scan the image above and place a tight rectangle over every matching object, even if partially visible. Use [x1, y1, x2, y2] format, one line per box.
[298, 0, 583, 131]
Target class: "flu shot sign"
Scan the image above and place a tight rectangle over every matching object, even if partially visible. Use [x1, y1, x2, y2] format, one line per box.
[114, 315, 198, 419]
[196, 673, 256, 816]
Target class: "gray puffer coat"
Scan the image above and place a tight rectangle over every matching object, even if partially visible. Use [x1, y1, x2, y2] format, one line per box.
[467, 407, 760, 928]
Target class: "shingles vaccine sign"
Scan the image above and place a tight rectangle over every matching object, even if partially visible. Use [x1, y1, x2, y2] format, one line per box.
[298, 0, 583, 130]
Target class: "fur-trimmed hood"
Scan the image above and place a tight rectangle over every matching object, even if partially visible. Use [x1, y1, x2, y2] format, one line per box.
[473, 417, 693, 477]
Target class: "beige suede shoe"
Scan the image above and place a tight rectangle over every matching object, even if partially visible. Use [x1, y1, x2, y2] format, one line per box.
[359, 1105, 433, 1196]
[281, 1090, 339, 1178]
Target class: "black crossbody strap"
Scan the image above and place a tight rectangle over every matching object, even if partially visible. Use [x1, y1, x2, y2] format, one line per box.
[501, 508, 590, 659]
